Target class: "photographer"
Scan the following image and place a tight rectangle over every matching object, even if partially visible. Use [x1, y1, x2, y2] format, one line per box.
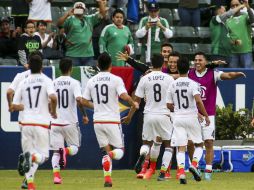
[135, 1, 173, 65]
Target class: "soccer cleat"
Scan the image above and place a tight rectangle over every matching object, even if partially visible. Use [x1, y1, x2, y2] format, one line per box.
[27, 182, 35, 190]
[54, 176, 62, 184]
[21, 178, 28, 189]
[104, 176, 112, 187]
[134, 154, 145, 174]
[23, 152, 31, 173]
[18, 153, 25, 176]
[189, 165, 202, 182]
[143, 168, 155, 180]
[136, 170, 146, 179]
[179, 174, 187, 184]
[157, 172, 167, 181]
[59, 148, 67, 169]
[165, 171, 172, 179]
[204, 172, 212, 181]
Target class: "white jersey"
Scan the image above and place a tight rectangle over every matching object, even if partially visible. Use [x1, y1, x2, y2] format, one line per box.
[13, 73, 55, 126]
[9, 70, 31, 121]
[52, 76, 82, 125]
[135, 71, 174, 115]
[167, 77, 200, 117]
[83, 72, 127, 122]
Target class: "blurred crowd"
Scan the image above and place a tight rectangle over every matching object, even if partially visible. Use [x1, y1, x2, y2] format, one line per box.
[0, 0, 254, 68]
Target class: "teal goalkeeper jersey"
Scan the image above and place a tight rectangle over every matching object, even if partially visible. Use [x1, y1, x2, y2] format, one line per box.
[226, 14, 252, 54]
[99, 24, 134, 66]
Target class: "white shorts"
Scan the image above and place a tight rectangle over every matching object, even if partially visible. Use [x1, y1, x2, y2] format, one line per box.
[142, 114, 173, 142]
[50, 123, 81, 150]
[171, 116, 203, 147]
[201, 116, 215, 140]
[94, 123, 124, 148]
[21, 126, 49, 158]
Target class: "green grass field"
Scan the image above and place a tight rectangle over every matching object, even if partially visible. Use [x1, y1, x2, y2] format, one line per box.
[1, 170, 254, 190]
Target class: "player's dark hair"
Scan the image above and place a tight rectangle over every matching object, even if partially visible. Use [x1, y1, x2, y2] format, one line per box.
[25, 20, 35, 28]
[37, 20, 47, 27]
[28, 50, 43, 61]
[194, 51, 208, 61]
[98, 52, 112, 71]
[59, 58, 72, 74]
[177, 57, 190, 74]
[112, 8, 125, 18]
[169, 51, 181, 58]
[29, 54, 42, 73]
[160, 43, 173, 51]
[151, 53, 164, 69]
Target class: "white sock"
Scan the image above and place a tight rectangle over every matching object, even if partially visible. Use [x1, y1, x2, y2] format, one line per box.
[206, 164, 213, 171]
[140, 145, 150, 156]
[25, 163, 38, 183]
[193, 147, 203, 164]
[111, 148, 124, 160]
[51, 152, 60, 170]
[161, 148, 173, 171]
[150, 142, 161, 161]
[67, 145, 79, 156]
[177, 151, 185, 169]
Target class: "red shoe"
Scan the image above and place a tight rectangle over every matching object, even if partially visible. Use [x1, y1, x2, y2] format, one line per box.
[136, 169, 146, 179]
[165, 171, 172, 179]
[28, 182, 35, 190]
[104, 176, 112, 187]
[176, 169, 181, 180]
[59, 148, 67, 169]
[143, 168, 155, 180]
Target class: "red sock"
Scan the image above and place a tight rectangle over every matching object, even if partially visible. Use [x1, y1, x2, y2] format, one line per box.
[65, 148, 70, 155]
[150, 161, 156, 170]
[192, 161, 198, 168]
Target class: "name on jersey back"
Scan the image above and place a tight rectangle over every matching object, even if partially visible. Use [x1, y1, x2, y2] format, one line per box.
[96, 76, 110, 82]
[148, 75, 165, 81]
[57, 81, 71, 86]
[176, 82, 190, 87]
[25, 78, 43, 84]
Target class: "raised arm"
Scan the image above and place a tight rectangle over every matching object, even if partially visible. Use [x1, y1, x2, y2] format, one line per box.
[220, 72, 246, 80]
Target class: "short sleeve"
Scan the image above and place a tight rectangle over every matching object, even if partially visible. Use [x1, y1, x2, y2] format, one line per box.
[214, 70, 223, 82]
[83, 80, 92, 100]
[12, 85, 22, 105]
[9, 73, 21, 91]
[135, 78, 145, 98]
[46, 79, 56, 96]
[192, 82, 201, 96]
[73, 80, 82, 98]
[116, 77, 127, 96]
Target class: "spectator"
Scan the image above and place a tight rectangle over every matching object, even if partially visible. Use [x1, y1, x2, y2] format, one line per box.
[53, 26, 66, 56]
[178, 0, 200, 27]
[92, 0, 111, 59]
[160, 43, 173, 72]
[18, 20, 42, 69]
[108, 0, 128, 16]
[99, 9, 134, 66]
[226, 0, 254, 68]
[0, 17, 20, 59]
[27, 0, 52, 22]
[210, 5, 245, 65]
[135, 1, 173, 64]
[11, 0, 29, 30]
[57, 1, 107, 66]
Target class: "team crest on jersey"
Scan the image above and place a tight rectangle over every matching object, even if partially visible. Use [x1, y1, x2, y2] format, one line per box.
[200, 85, 207, 100]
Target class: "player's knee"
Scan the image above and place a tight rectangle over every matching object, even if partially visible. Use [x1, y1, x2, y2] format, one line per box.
[204, 140, 213, 149]
[69, 145, 79, 156]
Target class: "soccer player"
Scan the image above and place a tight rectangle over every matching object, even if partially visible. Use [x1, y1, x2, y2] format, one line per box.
[123, 54, 174, 180]
[82, 52, 138, 187]
[10, 54, 57, 190]
[50, 58, 89, 184]
[168, 57, 210, 184]
[188, 52, 246, 180]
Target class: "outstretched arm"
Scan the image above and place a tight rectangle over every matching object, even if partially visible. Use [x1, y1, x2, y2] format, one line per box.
[220, 72, 246, 80]
[121, 94, 140, 125]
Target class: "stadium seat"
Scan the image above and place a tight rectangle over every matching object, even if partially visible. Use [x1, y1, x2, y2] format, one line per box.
[160, 8, 173, 26]
[5, 6, 11, 16]
[171, 9, 180, 25]
[170, 43, 194, 59]
[61, 7, 73, 15]
[196, 27, 211, 43]
[172, 26, 198, 43]
[0, 58, 18, 66]
[50, 59, 60, 66]
[51, 7, 62, 22]
[192, 43, 211, 55]
[0, 7, 6, 17]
